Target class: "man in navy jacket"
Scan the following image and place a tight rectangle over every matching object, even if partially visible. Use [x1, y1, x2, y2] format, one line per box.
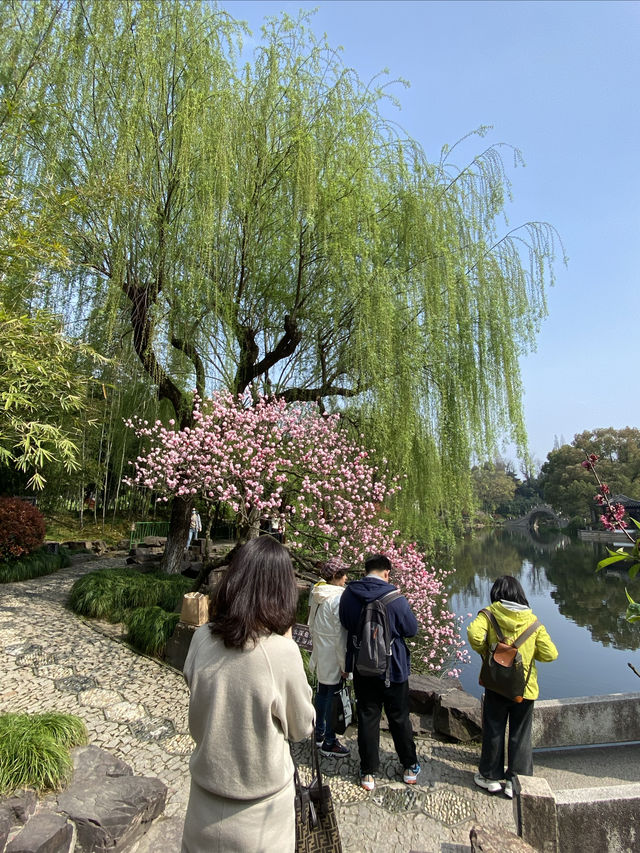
[339, 553, 420, 791]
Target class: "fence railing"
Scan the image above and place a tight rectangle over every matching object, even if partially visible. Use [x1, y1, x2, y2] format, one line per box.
[130, 521, 170, 549]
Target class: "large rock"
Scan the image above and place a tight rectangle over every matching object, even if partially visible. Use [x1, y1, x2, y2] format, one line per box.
[5, 812, 73, 853]
[165, 621, 198, 671]
[3, 790, 37, 824]
[61, 541, 93, 552]
[408, 673, 461, 714]
[0, 790, 37, 847]
[56, 746, 166, 853]
[0, 807, 13, 850]
[68, 745, 132, 784]
[141, 536, 167, 547]
[433, 689, 482, 741]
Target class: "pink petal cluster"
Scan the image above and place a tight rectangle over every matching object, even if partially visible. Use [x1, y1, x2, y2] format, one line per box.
[125, 392, 469, 676]
[600, 502, 628, 531]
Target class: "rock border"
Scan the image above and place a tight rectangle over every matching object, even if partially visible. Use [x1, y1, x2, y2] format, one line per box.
[1, 746, 167, 853]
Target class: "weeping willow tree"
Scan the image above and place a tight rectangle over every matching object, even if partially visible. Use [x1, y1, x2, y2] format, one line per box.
[0, 0, 561, 569]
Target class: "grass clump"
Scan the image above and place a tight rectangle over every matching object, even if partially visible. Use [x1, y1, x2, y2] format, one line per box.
[0, 712, 87, 795]
[0, 547, 71, 584]
[125, 606, 181, 657]
[69, 567, 192, 622]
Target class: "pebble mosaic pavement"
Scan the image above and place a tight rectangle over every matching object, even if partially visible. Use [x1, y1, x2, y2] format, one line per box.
[0, 555, 518, 852]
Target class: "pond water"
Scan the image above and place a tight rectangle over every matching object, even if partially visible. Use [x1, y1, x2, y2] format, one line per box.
[446, 529, 640, 700]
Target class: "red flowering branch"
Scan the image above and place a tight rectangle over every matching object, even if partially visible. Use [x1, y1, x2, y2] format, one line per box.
[581, 453, 633, 540]
[581, 452, 640, 633]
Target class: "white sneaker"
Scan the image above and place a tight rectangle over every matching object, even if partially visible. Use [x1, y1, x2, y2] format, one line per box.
[504, 780, 513, 799]
[473, 773, 502, 794]
[360, 774, 375, 792]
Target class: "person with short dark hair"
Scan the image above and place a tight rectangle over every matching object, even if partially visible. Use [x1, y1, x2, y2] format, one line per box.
[339, 553, 420, 791]
[308, 558, 350, 757]
[181, 536, 314, 853]
[467, 574, 558, 799]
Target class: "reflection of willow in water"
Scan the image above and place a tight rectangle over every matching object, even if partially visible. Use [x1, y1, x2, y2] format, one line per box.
[447, 530, 556, 598]
[544, 541, 640, 652]
[448, 531, 640, 653]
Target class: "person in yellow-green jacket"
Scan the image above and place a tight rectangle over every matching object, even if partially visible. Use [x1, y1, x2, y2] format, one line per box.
[467, 575, 558, 800]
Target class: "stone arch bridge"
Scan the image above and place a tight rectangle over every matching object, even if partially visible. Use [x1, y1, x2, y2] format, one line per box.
[504, 504, 568, 548]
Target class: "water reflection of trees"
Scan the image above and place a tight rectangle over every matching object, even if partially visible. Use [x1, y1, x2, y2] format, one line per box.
[544, 542, 640, 652]
[447, 531, 640, 652]
[447, 531, 554, 597]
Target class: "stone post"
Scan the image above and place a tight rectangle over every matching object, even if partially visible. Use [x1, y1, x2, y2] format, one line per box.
[513, 774, 558, 853]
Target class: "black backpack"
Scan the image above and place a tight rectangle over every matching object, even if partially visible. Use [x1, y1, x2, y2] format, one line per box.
[353, 589, 402, 686]
[478, 608, 541, 702]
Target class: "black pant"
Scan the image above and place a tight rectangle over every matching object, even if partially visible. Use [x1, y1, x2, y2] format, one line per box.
[479, 688, 534, 781]
[353, 671, 417, 774]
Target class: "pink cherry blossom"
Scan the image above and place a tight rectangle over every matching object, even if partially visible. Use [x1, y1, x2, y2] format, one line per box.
[125, 392, 469, 675]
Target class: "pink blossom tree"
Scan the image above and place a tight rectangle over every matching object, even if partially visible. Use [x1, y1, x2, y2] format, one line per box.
[126, 392, 468, 675]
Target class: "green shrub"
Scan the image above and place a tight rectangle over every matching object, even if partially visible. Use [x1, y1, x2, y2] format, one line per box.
[0, 498, 46, 561]
[0, 712, 87, 795]
[0, 546, 71, 583]
[125, 606, 181, 657]
[296, 587, 310, 623]
[300, 648, 315, 688]
[69, 567, 192, 622]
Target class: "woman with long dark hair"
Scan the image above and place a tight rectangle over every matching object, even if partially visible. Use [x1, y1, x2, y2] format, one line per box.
[181, 536, 314, 853]
[467, 575, 558, 799]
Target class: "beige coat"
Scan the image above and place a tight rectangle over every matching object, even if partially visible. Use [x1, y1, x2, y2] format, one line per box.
[181, 626, 314, 853]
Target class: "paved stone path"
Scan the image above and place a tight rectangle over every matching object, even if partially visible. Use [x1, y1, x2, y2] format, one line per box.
[0, 556, 518, 852]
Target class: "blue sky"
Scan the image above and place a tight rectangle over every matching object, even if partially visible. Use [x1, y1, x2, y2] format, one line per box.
[222, 0, 640, 467]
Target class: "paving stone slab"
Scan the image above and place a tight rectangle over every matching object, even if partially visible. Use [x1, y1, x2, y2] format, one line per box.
[104, 701, 148, 724]
[53, 675, 97, 694]
[162, 734, 194, 756]
[78, 688, 124, 708]
[128, 718, 176, 742]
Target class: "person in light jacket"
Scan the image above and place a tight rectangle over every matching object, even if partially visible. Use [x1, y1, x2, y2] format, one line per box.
[467, 575, 558, 800]
[181, 536, 314, 853]
[186, 507, 202, 548]
[308, 558, 350, 757]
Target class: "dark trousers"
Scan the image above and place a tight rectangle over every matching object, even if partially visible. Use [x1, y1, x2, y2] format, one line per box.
[314, 681, 341, 746]
[479, 688, 534, 781]
[353, 671, 417, 774]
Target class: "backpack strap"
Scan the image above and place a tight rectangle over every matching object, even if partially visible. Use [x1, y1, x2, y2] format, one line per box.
[379, 589, 402, 606]
[512, 619, 541, 648]
[479, 608, 506, 643]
